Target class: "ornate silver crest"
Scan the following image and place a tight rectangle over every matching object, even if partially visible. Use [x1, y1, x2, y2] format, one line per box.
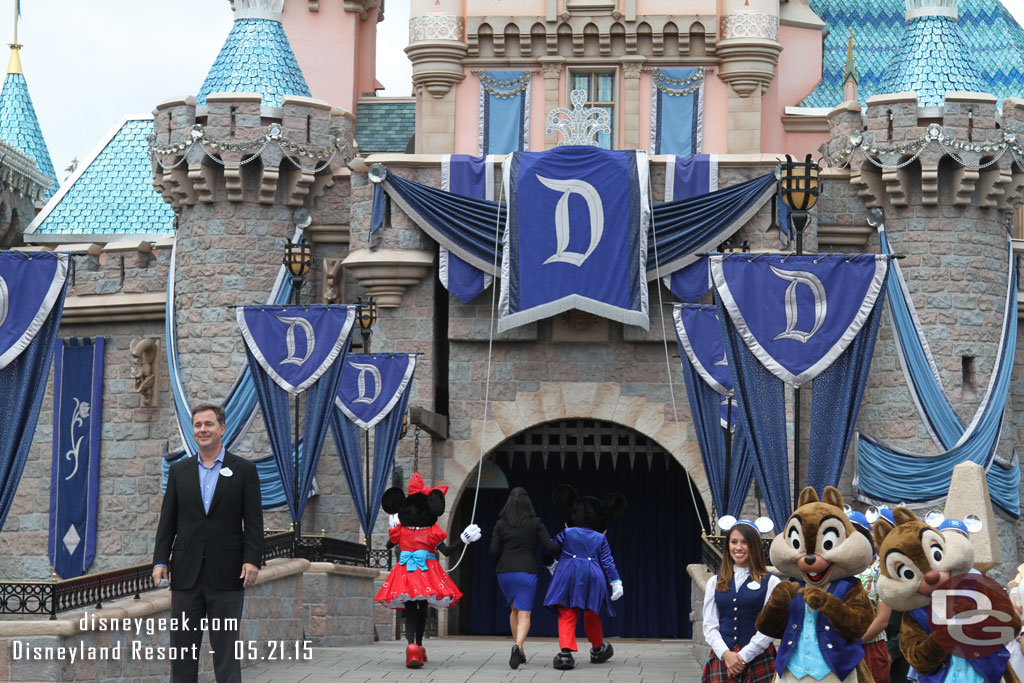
[546, 90, 611, 147]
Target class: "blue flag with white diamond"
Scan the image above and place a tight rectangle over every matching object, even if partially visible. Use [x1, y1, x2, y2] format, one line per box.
[711, 254, 887, 387]
[49, 337, 104, 579]
[336, 353, 417, 430]
[499, 147, 650, 332]
[238, 305, 356, 395]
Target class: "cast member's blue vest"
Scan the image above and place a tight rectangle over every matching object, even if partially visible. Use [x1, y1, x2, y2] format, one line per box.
[713, 574, 770, 650]
[773, 576, 864, 681]
[906, 607, 1010, 683]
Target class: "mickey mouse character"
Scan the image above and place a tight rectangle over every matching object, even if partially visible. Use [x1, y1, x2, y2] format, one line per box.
[755, 486, 876, 682]
[543, 484, 626, 671]
[374, 473, 482, 669]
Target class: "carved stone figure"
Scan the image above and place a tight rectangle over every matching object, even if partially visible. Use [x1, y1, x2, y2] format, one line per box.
[129, 338, 160, 407]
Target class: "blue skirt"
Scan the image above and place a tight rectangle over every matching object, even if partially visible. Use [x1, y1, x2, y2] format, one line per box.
[497, 572, 538, 611]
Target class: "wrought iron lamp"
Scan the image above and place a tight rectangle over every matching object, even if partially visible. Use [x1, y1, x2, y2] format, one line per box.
[356, 295, 377, 353]
[776, 153, 821, 508]
[282, 238, 313, 540]
[354, 295, 377, 549]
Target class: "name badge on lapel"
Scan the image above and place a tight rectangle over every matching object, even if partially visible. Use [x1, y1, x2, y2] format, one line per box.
[747, 581, 761, 590]
[220, 467, 233, 477]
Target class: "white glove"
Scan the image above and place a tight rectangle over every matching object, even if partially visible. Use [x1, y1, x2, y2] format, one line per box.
[388, 513, 400, 529]
[460, 523, 482, 544]
[610, 580, 623, 601]
[546, 559, 558, 576]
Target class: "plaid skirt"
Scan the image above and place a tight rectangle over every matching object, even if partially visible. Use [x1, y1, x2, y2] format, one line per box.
[702, 645, 777, 683]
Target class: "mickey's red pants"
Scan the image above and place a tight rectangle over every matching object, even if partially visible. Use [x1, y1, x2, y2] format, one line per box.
[556, 606, 603, 652]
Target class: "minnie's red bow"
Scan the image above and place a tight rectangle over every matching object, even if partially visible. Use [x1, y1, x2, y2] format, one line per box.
[408, 472, 448, 497]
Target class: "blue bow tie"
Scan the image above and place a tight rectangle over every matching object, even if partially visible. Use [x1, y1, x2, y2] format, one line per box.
[399, 549, 435, 572]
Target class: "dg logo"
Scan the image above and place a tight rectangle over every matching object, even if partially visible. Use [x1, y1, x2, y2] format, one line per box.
[930, 572, 1017, 659]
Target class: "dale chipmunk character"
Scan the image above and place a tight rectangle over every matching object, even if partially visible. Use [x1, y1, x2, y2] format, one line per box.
[874, 507, 1022, 683]
[755, 486, 876, 683]
[374, 473, 482, 669]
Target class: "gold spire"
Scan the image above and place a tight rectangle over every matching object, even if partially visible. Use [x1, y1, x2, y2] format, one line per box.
[7, 44, 21, 75]
[843, 28, 858, 85]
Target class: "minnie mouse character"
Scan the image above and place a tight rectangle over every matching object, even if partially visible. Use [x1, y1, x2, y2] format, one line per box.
[544, 484, 627, 671]
[374, 473, 482, 669]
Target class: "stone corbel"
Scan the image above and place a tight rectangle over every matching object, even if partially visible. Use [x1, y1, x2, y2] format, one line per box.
[284, 167, 316, 207]
[882, 166, 911, 207]
[341, 248, 435, 307]
[997, 171, 1024, 210]
[715, 40, 783, 96]
[258, 167, 279, 204]
[978, 167, 1012, 209]
[406, 41, 468, 99]
[919, 164, 939, 206]
[849, 162, 885, 209]
[188, 165, 216, 203]
[950, 166, 980, 207]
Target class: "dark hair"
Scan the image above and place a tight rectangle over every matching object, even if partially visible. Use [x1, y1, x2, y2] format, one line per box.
[191, 403, 226, 426]
[499, 487, 536, 528]
[716, 523, 768, 592]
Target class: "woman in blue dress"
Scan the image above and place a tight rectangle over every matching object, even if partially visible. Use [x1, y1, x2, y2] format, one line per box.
[490, 487, 561, 669]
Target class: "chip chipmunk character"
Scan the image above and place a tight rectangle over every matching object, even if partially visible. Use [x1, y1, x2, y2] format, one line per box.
[755, 486, 876, 683]
[875, 507, 1022, 683]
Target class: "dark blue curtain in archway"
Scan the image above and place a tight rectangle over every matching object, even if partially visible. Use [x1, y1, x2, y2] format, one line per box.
[455, 449, 705, 639]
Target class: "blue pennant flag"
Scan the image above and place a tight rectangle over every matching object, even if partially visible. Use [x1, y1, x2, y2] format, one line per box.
[440, 154, 495, 303]
[499, 147, 650, 332]
[0, 252, 68, 370]
[49, 338, 104, 579]
[336, 353, 417, 430]
[238, 305, 356, 395]
[711, 254, 887, 387]
[673, 304, 732, 397]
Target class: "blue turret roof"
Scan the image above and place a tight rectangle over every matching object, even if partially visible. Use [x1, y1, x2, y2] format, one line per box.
[0, 52, 58, 199]
[879, 14, 987, 107]
[804, 0, 1024, 108]
[25, 116, 175, 239]
[197, 17, 311, 108]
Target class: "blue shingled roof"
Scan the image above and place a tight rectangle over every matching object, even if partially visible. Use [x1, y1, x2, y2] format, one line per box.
[197, 18, 310, 108]
[0, 72, 58, 199]
[804, 0, 1024, 108]
[355, 100, 416, 153]
[879, 15, 987, 107]
[27, 117, 175, 237]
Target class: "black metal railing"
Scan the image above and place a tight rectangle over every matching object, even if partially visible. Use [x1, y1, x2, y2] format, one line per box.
[0, 532, 392, 619]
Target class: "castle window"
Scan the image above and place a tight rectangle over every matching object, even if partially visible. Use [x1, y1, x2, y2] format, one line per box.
[569, 69, 616, 149]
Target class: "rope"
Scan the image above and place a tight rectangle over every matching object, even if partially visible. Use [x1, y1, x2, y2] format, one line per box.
[647, 169, 709, 534]
[447, 169, 505, 572]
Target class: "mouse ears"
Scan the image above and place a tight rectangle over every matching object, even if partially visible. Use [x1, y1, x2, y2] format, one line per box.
[924, 510, 983, 534]
[381, 487, 405, 514]
[552, 484, 579, 513]
[602, 492, 627, 520]
[717, 515, 774, 535]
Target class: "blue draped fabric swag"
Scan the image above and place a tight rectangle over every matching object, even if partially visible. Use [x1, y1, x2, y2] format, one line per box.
[379, 161, 775, 285]
[331, 354, 416, 538]
[661, 154, 718, 301]
[711, 253, 889, 529]
[855, 228, 1020, 516]
[440, 155, 496, 303]
[672, 305, 754, 518]
[0, 252, 68, 534]
[49, 337, 104, 578]
[164, 237, 303, 507]
[649, 67, 705, 156]
[499, 147, 651, 331]
[239, 305, 356, 523]
[478, 70, 531, 156]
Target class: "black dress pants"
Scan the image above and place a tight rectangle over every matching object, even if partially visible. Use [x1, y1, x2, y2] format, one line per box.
[169, 561, 245, 683]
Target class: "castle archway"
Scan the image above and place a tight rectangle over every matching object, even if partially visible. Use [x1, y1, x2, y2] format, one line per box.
[449, 418, 708, 639]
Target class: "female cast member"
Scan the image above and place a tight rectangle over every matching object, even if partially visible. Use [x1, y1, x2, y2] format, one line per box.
[490, 487, 562, 669]
[702, 517, 779, 683]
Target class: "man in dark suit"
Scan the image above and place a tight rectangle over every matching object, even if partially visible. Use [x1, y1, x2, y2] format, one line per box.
[153, 403, 263, 683]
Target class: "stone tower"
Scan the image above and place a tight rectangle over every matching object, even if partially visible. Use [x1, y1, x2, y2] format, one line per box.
[819, 0, 1024, 577]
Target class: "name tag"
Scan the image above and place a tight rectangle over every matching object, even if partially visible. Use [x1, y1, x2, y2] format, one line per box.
[747, 581, 761, 590]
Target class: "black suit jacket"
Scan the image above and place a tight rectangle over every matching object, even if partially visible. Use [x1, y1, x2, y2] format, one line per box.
[153, 451, 263, 591]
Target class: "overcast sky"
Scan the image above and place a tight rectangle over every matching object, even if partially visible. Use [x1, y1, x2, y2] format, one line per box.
[0, 0, 1022, 182]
